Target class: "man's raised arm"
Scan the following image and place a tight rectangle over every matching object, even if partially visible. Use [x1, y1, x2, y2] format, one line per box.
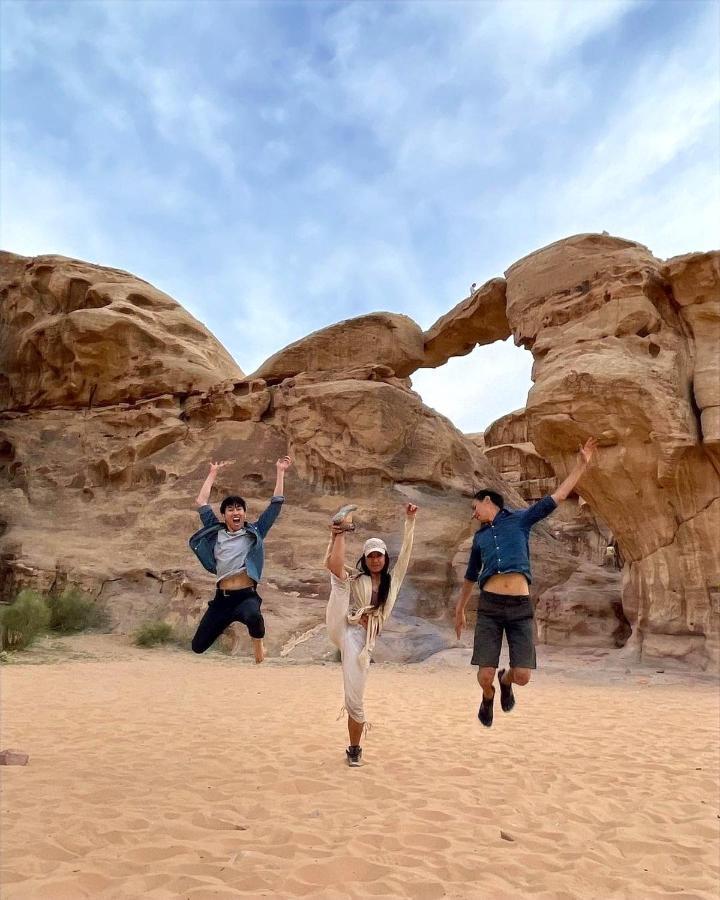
[551, 438, 598, 504]
[254, 456, 292, 537]
[272, 455, 292, 499]
[195, 460, 235, 507]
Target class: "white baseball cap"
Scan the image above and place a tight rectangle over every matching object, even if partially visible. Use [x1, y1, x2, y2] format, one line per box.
[363, 537, 387, 556]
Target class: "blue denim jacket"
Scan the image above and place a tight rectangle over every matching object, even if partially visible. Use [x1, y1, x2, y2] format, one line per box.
[188, 497, 284, 583]
[465, 495, 557, 589]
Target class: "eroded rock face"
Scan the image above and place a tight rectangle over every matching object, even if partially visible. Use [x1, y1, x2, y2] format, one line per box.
[3, 237, 715, 669]
[664, 251, 720, 448]
[502, 235, 720, 668]
[0, 250, 606, 664]
[483, 410, 556, 501]
[0, 252, 242, 410]
[251, 312, 425, 383]
[535, 562, 628, 648]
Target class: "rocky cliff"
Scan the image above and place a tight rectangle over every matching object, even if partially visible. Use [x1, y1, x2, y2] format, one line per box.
[425, 235, 719, 667]
[1, 235, 717, 668]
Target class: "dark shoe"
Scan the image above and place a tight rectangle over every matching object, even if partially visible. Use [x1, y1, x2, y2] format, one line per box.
[345, 745, 363, 767]
[332, 504, 358, 532]
[497, 668, 516, 713]
[478, 688, 495, 728]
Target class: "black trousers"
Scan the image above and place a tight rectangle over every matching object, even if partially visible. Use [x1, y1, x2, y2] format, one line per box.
[191, 587, 265, 653]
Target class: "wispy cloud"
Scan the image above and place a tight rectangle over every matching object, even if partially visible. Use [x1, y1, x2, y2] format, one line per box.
[1, 0, 717, 431]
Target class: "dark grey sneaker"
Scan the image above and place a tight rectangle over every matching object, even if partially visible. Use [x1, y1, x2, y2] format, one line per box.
[332, 504, 358, 532]
[345, 745, 363, 767]
[478, 687, 495, 728]
[497, 668, 516, 713]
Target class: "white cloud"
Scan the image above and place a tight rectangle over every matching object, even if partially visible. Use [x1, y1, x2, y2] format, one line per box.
[1, 0, 717, 438]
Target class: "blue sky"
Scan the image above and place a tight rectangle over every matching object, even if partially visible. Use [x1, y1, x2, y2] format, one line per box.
[1, 0, 718, 432]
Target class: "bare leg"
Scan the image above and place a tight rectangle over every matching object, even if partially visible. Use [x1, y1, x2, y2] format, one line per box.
[502, 667, 531, 686]
[252, 638, 265, 664]
[348, 715, 364, 746]
[477, 666, 496, 699]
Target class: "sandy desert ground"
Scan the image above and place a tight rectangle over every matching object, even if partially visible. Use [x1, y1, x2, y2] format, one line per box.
[1, 635, 719, 899]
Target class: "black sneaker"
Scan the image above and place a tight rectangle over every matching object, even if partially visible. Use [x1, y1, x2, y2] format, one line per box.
[345, 745, 363, 767]
[497, 668, 516, 713]
[478, 687, 495, 728]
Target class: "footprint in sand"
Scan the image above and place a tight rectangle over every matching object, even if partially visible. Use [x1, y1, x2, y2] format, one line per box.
[400, 833, 452, 851]
[191, 812, 248, 831]
[294, 855, 392, 885]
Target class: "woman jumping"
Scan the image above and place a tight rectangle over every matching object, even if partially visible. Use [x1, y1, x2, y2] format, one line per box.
[325, 502, 417, 766]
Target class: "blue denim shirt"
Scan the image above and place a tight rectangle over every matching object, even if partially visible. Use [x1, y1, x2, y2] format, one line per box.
[188, 497, 284, 583]
[465, 495, 557, 589]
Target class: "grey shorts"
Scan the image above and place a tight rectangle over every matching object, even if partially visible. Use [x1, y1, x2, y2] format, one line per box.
[471, 590, 536, 669]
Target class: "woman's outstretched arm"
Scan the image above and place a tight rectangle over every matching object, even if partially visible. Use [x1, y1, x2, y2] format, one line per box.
[389, 503, 418, 588]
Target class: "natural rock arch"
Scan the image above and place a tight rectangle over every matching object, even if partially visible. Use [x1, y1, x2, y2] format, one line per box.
[1, 235, 717, 668]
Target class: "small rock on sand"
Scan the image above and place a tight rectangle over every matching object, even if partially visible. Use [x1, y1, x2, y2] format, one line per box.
[0, 749, 29, 766]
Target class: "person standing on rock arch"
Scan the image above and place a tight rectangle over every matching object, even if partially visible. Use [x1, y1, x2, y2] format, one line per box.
[325, 502, 418, 766]
[188, 455, 292, 663]
[455, 438, 598, 727]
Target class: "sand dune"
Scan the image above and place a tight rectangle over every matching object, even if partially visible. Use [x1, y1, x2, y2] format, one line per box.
[1, 639, 718, 899]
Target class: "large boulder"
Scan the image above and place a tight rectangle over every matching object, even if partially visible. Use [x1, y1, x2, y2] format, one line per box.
[251, 312, 425, 383]
[504, 234, 720, 668]
[0, 252, 242, 410]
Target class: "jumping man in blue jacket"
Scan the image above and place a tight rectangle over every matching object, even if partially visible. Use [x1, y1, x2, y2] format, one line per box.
[189, 456, 292, 663]
[455, 438, 597, 727]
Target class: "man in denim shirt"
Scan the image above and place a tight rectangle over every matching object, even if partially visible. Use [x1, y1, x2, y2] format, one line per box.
[189, 455, 291, 663]
[455, 438, 597, 727]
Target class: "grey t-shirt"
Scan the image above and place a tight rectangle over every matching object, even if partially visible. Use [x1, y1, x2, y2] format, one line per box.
[214, 528, 254, 583]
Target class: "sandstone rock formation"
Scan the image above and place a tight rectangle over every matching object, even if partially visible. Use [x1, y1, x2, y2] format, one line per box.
[252, 312, 425, 383]
[426, 234, 719, 667]
[0, 250, 602, 665]
[509, 236, 719, 668]
[483, 409, 556, 501]
[2, 235, 717, 670]
[0, 252, 242, 410]
[422, 278, 509, 367]
[663, 251, 720, 449]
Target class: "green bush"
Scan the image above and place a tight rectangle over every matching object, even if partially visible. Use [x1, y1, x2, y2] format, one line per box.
[48, 587, 107, 634]
[134, 620, 174, 647]
[0, 590, 51, 650]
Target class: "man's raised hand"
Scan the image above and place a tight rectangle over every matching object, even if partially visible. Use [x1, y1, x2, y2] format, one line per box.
[578, 437, 598, 465]
[406, 503, 419, 518]
[276, 455, 292, 472]
[209, 459, 235, 474]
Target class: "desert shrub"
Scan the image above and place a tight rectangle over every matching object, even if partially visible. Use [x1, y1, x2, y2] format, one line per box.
[134, 620, 174, 647]
[0, 590, 51, 650]
[48, 588, 107, 634]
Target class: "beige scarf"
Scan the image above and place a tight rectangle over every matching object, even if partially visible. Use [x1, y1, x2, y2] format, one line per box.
[342, 517, 416, 667]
